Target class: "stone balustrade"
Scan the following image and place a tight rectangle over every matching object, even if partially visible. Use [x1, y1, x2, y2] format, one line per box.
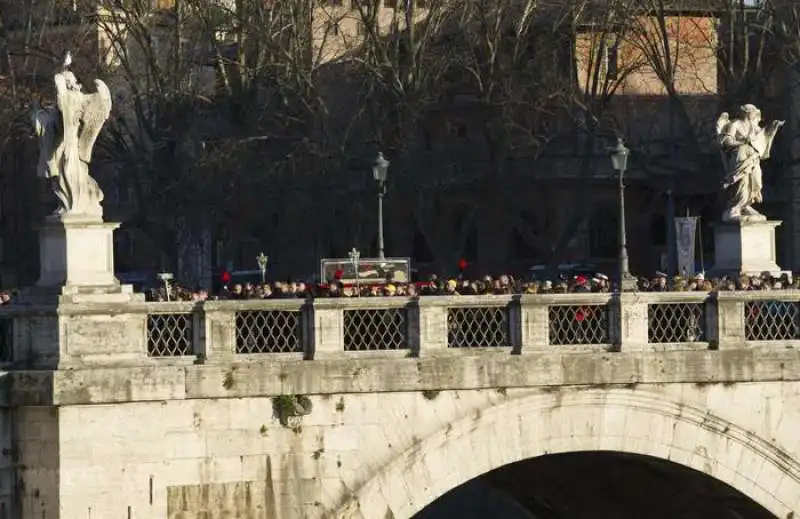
[1, 291, 800, 368]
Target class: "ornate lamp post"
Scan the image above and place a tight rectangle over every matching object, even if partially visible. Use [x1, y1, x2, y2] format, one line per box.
[373, 152, 390, 260]
[256, 252, 269, 284]
[348, 247, 361, 296]
[609, 138, 637, 291]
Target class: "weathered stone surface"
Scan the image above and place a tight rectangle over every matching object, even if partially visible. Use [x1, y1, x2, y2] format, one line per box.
[6, 349, 800, 519]
[9, 382, 800, 519]
[5, 294, 800, 518]
[5, 348, 799, 406]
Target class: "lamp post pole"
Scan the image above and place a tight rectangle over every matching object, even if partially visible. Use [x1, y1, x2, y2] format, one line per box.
[373, 152, 390, 260]
[610, 138, 637, 291]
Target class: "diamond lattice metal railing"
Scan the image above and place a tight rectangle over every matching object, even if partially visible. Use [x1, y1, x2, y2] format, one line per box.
[147, 313, 194, 357]
[343, 309, 408, 351]
[648, 303, 706, 343]
[0, 317, 11, 363]
[447, 306, 510, 348]
[548, 305, 610, 345]
[235, 310, 303, 353]
[745, 300, 800, 341]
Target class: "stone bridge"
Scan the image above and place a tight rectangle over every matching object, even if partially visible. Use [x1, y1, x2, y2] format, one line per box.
[0, 291, 799, 518]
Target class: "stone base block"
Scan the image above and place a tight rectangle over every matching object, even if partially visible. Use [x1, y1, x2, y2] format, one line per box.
[36, 216, 120, 288]
[712, 220, 783, 276]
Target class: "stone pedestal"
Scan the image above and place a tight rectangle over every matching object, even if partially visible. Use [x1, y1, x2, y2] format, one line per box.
[6, 215, 146, 369]
[36, 215, 120, 289]
[712, 220, 783, 275]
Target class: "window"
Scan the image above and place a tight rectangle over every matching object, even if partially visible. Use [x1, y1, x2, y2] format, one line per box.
[650, 215, 666, 246]
[511, 228, 537, 260]
[412, 226, 434, 262]
[589, 206, 617, 258]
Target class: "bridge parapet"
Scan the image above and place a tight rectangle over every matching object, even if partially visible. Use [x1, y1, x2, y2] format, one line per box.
[1, 290, 799, 368]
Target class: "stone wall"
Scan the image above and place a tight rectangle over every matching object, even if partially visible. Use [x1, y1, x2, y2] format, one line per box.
[5, 293, 800, 518]
[7, 348, 800, 519]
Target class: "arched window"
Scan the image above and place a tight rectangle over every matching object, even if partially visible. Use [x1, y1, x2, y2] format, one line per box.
[412, 227, 434, 263]
[589, 205, 617, 259]
[510, 228, 538, 260]
[650, 214, 667, 246]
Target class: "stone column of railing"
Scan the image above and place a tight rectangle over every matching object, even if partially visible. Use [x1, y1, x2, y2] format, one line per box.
[310, 297, 417, 358]
[615, 292, 646, 350]
[518, 294, 552, 351]
[715, 290, 800, 349]
[3, 297, 153, 369]
[520, 293, 615, 351]
[715, 291, 746, 348]
[309, 298, 345, 358]
[201, 299, 309, 361]
[200, 300, 237, 362]
[415, 297, 449, 354]
[419, 295, 517, 353]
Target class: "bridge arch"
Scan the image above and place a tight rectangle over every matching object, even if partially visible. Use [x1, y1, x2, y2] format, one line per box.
[331, 387, 800, 519]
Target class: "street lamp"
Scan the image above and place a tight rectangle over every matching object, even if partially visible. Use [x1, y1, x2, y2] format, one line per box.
[348, 247, 361, 296]
[609, 137, 637, 291]
[373, 152, 390, 260]
[256, 252, 269, 284]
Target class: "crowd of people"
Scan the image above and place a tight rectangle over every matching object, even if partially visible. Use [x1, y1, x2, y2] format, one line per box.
[143, 270, 798, 302]
[0, 271, 793, 304]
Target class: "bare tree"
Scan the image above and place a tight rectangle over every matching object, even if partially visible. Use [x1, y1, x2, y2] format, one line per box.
[84, 0, 333, 274]
[525, 0, 645, 273]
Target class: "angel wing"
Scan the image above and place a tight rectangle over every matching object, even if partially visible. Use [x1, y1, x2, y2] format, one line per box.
[715, 112, 732, 180]
[715, 112, 730, 137]
[77, 79, 112, 163]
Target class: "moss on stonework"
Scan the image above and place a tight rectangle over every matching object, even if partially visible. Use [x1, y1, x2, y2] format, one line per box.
[421, 390, 440, 400]
[272, 394, 313, 427]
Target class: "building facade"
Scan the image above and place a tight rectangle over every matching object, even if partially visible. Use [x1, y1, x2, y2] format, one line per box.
[0, 1, 795, 284]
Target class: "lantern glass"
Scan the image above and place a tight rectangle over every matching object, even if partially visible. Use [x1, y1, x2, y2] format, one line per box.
[373, 152, 389, 182]
[610, 138, 629, 172]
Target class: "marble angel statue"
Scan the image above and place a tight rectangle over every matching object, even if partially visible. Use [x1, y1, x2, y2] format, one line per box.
[30, 52, 112, 219]
[715, 104, 784, 222]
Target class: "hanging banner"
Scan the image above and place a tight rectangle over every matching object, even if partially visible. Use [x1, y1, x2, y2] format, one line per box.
[675, 217, 698, 277]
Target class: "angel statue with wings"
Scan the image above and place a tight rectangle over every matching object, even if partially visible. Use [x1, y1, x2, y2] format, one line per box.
[30, 52, 112, 220]
[715, 104, 784, 222]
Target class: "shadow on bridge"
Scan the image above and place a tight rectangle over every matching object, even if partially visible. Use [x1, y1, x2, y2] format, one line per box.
[413, 451, 775, 519]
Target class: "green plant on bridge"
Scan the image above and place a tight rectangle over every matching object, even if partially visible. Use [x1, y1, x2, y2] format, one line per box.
[272, 394, 313, 427]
